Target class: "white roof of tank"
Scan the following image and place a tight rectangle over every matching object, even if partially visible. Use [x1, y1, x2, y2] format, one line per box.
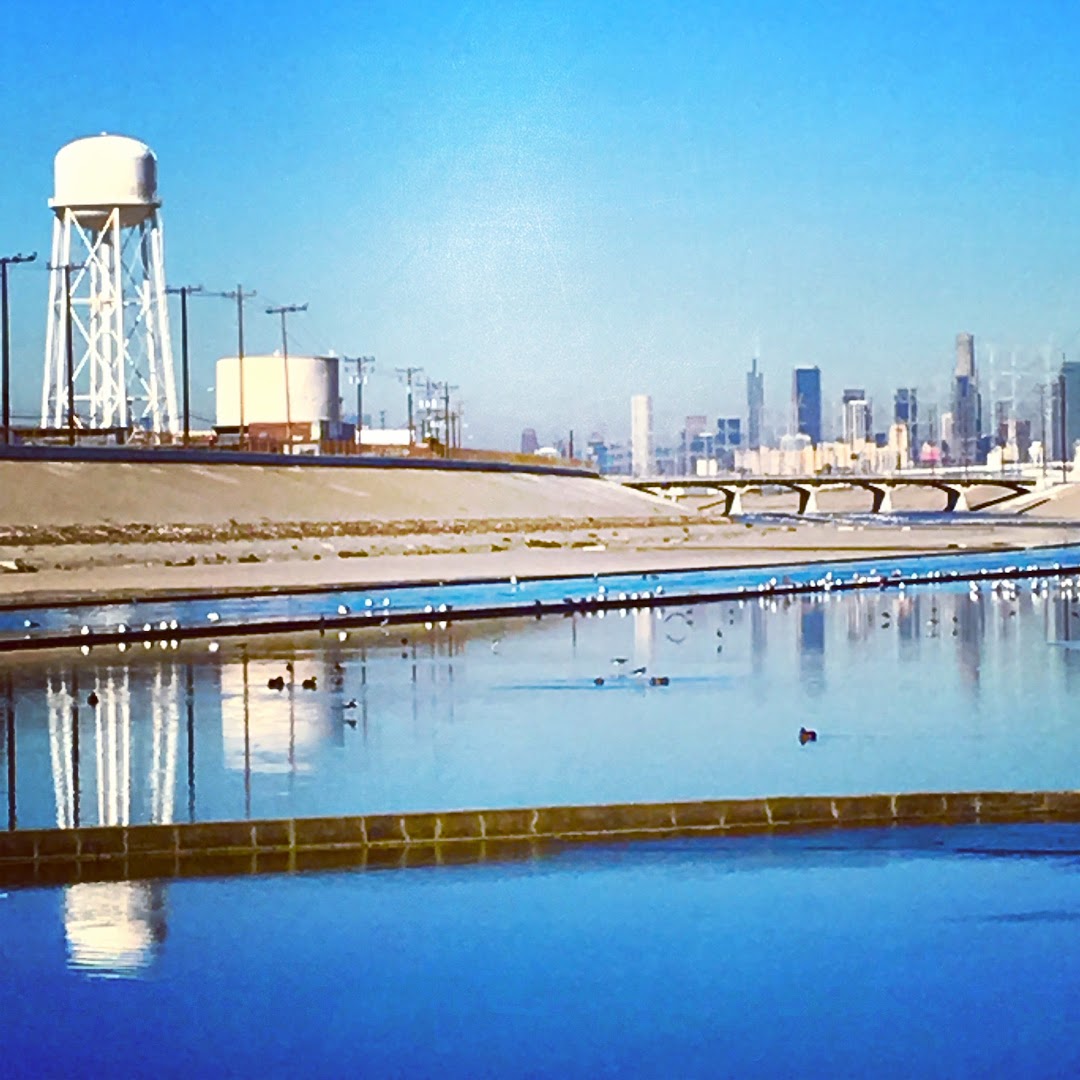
[51, 133, 159, 215]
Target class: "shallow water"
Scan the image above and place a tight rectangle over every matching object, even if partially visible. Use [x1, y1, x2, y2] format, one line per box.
[3, 824, 1080, 1077]
[2, 578, 1079, 830]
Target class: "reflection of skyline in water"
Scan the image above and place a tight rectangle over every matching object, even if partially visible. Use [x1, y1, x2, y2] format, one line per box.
[798, 599, 825, 694]
[0, 580, 1074, 982]
[1, 582, 1079, 838]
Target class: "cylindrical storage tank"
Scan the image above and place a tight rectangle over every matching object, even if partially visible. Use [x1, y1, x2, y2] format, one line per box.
[50, 134, 159, 229]
[215, 355, 341, 429]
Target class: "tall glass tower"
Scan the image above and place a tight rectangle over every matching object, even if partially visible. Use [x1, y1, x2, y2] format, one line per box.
[793, 366, 822, 446]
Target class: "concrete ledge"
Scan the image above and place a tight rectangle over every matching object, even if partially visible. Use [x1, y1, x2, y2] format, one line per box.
[3, 789, 1080, 889]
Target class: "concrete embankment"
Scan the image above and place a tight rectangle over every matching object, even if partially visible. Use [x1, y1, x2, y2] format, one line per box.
[3, 789, 1079, 889]
[0, 455, 679, 534]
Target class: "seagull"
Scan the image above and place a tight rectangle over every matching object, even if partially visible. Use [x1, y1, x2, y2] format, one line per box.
[338, 604, 350, 615]
[22, 619, 38, 629]
[207, 612, 220, 623]
[611, 657, 628, 667]
[344, 717, 357, 729]
[344, 698, 357, 708]
[80, 625, 90, 636]
[631, 666, 647, 676]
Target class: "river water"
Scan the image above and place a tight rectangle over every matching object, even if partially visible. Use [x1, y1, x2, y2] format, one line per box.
[2, 577, 1079, 830]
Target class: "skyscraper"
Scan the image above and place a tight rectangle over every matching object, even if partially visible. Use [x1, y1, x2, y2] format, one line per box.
[630, 394, 654, 477]
[893, 388, 918, 455]
[952, 332, 981, 465]
[746, 358, 764, 450]
[520, 427, 539, 454]
[841, 388, 871, 444]
[955, 332, 975, 379]
[793, 367, 822, 446]
[1051, 360, 1080, 462]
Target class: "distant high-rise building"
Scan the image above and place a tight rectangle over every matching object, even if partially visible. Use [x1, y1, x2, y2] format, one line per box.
[1051, 360, 1080, 462]
[746, 358, 764, 450]
[793, 367, 822, 446]
[841, 388, 871, 444]
[630, 394, 654, 477]
[955, 332, 975, 379]
[940, 411, 954, 454]
[894, 388, 918, 455]
[951, 333, 981, 465]
[716, 417, 741, 470]
[682, 415, 709, 474]
[520, 427, 539, 455]
[716, 417, 741, 448]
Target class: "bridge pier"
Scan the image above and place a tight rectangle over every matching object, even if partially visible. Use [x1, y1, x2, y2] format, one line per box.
[865, 485, 893, 514]
[790, 486, 819, 515]
[934, 484, 971, 512]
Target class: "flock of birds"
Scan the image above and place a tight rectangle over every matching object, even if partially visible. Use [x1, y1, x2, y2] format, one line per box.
[47, 569, 1080, 760]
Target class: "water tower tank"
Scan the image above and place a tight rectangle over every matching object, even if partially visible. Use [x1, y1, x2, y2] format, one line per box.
[50, 133, 159, 229]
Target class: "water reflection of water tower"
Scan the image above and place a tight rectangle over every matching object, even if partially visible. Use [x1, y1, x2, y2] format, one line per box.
[64, 880, 168, 979]
[41, 134, 178, 435]
[220, 659, 339, 776]
[47, 663, 180, 828]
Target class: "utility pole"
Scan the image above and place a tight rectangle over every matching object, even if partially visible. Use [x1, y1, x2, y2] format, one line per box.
[64, 265, 75, 445]
[266, 303, 307, 448]
[166, 285, 203, 446]
[0, 251, 36, 446]
[205, 286, 256, 447]
[343, 355, 375, 450]
[442, 382, 458, 458]
[395, 366, 423, 445]
[48, 262, 82, 444]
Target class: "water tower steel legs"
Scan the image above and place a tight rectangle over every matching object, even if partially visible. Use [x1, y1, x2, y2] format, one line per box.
[41, 207, 177, 435]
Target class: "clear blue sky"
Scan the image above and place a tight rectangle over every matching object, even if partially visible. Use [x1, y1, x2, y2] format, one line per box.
[2, 0, 1080, 447]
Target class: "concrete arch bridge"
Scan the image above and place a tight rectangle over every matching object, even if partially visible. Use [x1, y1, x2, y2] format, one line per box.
[624, 474, 1038, 516]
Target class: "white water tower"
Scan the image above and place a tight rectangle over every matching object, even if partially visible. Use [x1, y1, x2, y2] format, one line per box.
[41, 134, 178, 435]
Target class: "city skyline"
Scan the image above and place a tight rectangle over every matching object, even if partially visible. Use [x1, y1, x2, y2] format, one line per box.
[4, 3, 1080, 449]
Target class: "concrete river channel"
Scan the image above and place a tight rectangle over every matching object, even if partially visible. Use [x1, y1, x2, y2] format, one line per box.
[4, 544, 1080, 1075]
